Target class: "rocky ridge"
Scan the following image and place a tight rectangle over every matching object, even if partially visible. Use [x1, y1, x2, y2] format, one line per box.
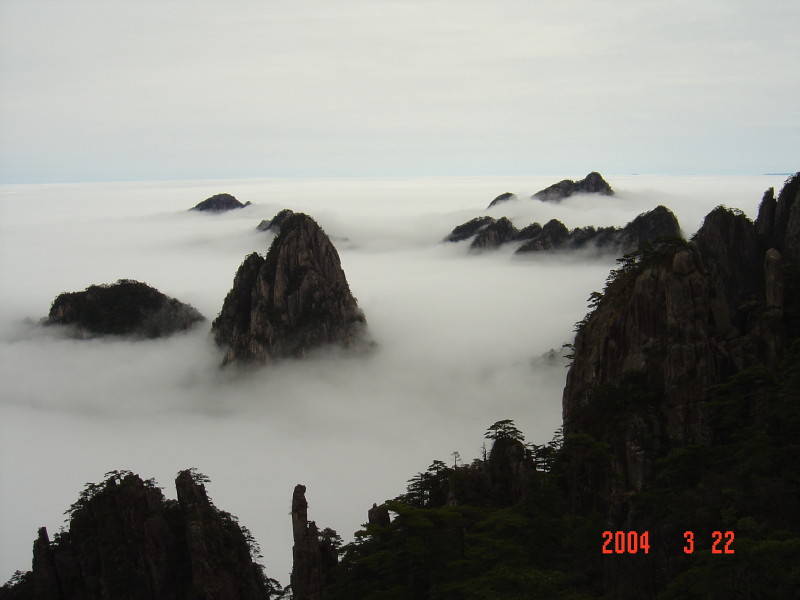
[191, 193, 251, 212]
[445, 205, 681, 255]
[212, 212, 367, 364]
[46, 279, 205, 338]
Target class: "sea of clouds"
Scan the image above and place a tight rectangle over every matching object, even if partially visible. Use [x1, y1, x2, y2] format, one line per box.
[0, 174, 787, 583]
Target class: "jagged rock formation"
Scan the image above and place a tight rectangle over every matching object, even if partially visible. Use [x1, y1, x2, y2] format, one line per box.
[445, 206, 680, 257]
[0, 470, 278, 600]
[562, 173, 800, 512]
[291, 485, 338, 600]
[486, 192, 516, 209]
[257, 208, 296, 232]
[191, 193, 251, 212]
[533, 171, 614, 202]
[212, 213, 367, 364]
[443, 216, 495, 242]
[469, 217, 519, 250]
[46, 279, 204, 338]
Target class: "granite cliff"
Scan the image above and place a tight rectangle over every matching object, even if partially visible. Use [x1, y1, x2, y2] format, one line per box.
[212, 212, 367, 364]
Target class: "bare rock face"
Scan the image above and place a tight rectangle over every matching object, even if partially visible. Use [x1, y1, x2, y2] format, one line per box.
[291, 485, 338, 600]
[561, 174, 799, 518]
[0, 471, 277, 600]
[257, 208, 296, 232]
[533, 171, 614, 202]
[486, 192, 516, 209]
[46, 280, 205, 338]
[367, 503, 391, 529]
[213, 213, 367, 364]
[191, 193, 251, 212]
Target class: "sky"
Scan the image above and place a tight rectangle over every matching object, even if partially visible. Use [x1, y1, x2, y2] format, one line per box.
[0, 0, 798, 183]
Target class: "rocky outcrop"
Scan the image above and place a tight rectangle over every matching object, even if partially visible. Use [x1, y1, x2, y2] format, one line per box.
[486, 192, 516, 209]
[516, 219, 571, 252]
[191, 193, 251, 212]
[0, 470, 278, 600]
[470, 217, 519, 250]
[212, 213, 367, 365]
[46, 280, 205, 338]
[444, 216, 495, 242]
[533, 171, 614, 202]
[561, 173, 799, 515]
[291, 485, 338, 600]
[367, 503, 390, 528]
[257, 208, 296, 232]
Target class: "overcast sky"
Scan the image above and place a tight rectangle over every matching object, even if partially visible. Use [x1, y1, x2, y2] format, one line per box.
[0, 0, 798, 183]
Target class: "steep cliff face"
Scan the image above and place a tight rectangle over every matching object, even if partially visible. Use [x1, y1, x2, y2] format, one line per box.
[0, 470, 277, 600]
[562, 174, 799, 509]
[46, 280, 205, 338]
[212, 213, 368, 365]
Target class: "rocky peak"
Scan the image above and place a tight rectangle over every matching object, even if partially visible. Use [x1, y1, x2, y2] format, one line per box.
[470, 217, 519, 250]
[444, 216, 495, 242]
[367, 503, 391, 529]
[291, 485, 338, 600]
[191, 193, 251, 212]
[257, 208, 296, 232]
[46, 279, 205, 338]
[486, 192, 516, 209]
[516, 219, 570, 252]
[212, 213, 368, 365]
[533, 172, 614, 202]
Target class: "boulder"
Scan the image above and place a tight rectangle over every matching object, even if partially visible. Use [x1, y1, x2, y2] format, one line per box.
[46, 280, 204, 338]
[191, 193, 251, 212]
[212, 213, 367, 364]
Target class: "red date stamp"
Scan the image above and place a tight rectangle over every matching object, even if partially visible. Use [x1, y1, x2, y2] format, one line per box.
[601, 530, 735, 554]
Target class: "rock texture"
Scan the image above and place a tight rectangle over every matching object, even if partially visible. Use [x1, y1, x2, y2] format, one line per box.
[291, 485, 338, 600]
[212, 213, 367, 364]
[0, 470, 278, 600]
[532, 171, 614, 202]
[46, 280, 204, 338]
[562, 173, 800, 514]
[486, 192, 516, 209]
[257, 208, 296, 232]
[191, 193, 251, 212]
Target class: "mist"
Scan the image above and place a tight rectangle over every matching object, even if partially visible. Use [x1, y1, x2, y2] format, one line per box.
[0, 174, 787, 584]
